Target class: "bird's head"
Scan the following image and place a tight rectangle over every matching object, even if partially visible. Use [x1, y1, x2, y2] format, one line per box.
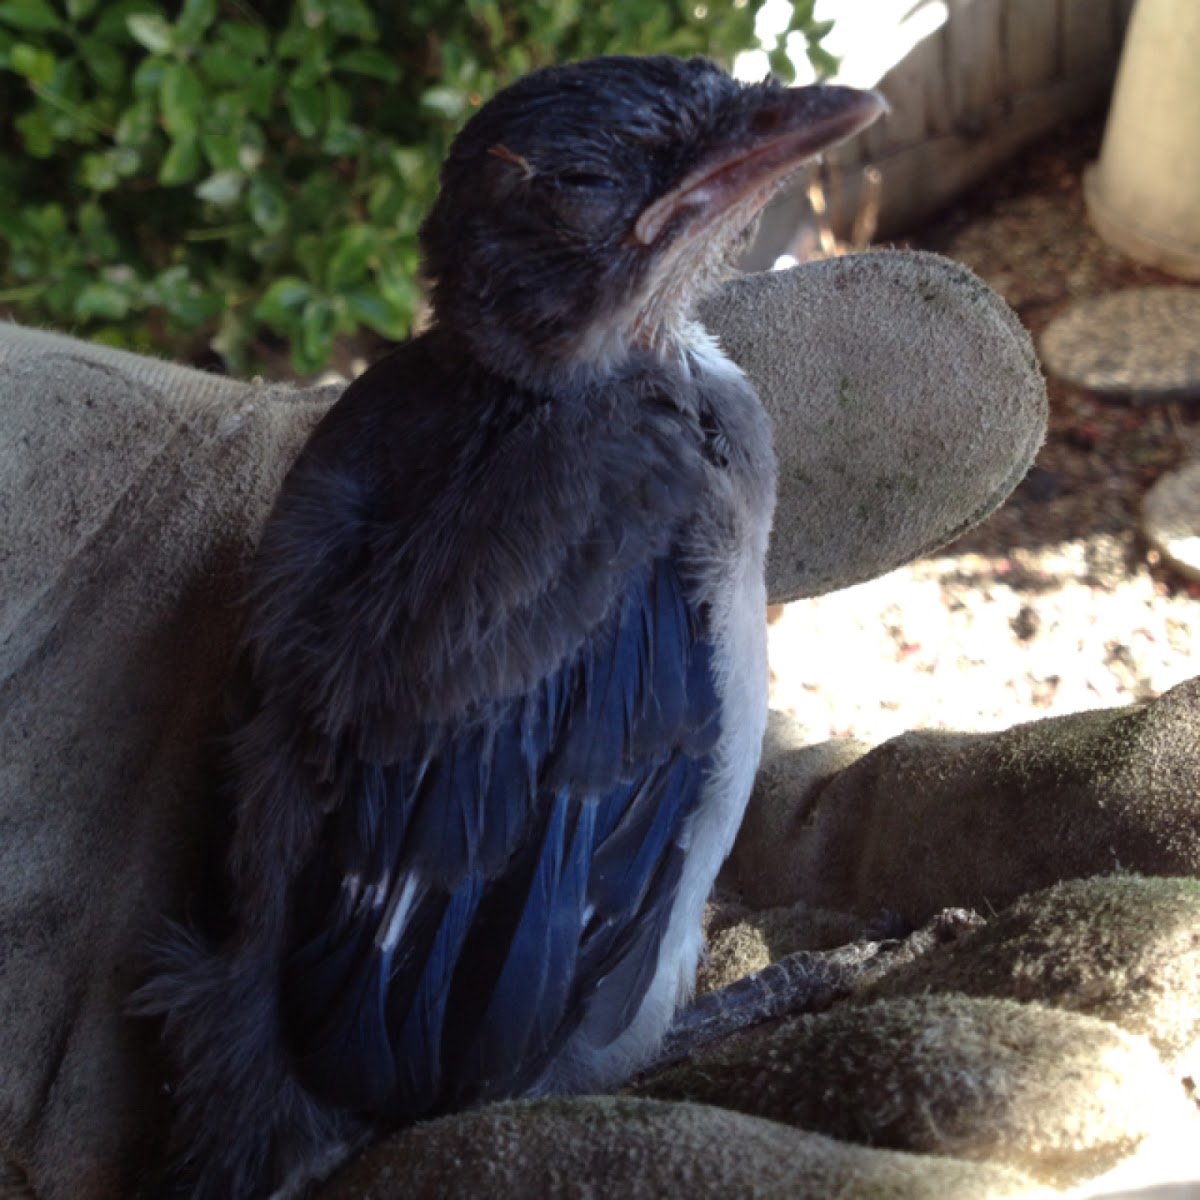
[420, 55, 883, 388]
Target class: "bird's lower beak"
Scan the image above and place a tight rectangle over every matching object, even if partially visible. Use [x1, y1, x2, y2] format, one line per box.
[633, 85, 886, 247]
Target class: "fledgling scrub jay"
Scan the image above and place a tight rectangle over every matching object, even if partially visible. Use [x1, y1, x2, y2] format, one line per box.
[135, 54, 882, 1198]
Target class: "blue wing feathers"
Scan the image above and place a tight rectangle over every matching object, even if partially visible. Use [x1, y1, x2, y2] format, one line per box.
[407, 734, 486, 883]
[464, 791, 593, 1095]
[588, 756, 698, 916]
[285, 916, 395, 1109]
[580, 837, 689, 1044]
[574, 756, 701, 1045]
[283, 554, 721, 1116]
[390, 872, 484, 1117]
[475, 718, 533, 871]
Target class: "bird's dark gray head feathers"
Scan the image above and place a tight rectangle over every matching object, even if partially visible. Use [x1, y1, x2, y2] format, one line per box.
[420, 55, 883, 387]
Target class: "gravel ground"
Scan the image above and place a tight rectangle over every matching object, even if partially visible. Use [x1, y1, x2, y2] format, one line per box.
[769, 118, 1200, 743]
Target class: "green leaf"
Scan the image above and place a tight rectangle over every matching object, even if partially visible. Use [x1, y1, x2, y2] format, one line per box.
[345, 285, 408, 340]
[247, 175, 287, 235]
[291, 174, 343, 233]
[65, 0, 100, 19]
[333, 47, 399, 82]
[285, 82, 325, 138]
[14, 107, 55, 157]
[94, 0, 153, 41]
[367, 175, 403, 223]
[254, 276, 313, 326]
[160, 61, 202, 135]
[806, 43, 840, 81]
[113, 145, 140, 176]
[288, 54, 325, 89]
[325, 0, 375, 38]
[150, 264, 222, 327]
[158, 131, 200, 184]
[76, 199, 105, 236]
[198, 42, 252, 87]
[323, 117, 362, 156]
[44, 269, 91, 318]
[320, 80, 360, 153]
[75, 281, 132, 319]
[115, 98, 156, 148]
[325, 224, 376, 288]
[0, 0, 62, 33]
[297, 296, 337, 372]
[80, 150, 121, 191]
[175, 0, 216, 46]
[201, 128, 242, 172]
[132, 55, 165, 99]
[195, 169, 243, 204]
[243, 65, 278, 117]
[9, 40, 54, 84]
[389, 146, 428, 184]
[80, 38, 124, 92]
[325, 79, 350, 124]
[77, 200, 119, 257]
[126, 12, 174, 54]
[219, 22, 268, 59]
[166, 284, 219, 327]
[208, 89, 248, 126]
[26, 201, 67, 237]
[22, 201, 66, 241]
[277, 7, 322, 61]
[768, 45, 793, 81]
[292, 230, 326, 281]
[4, 250, 39, 282]
[247, 233, 285, 266]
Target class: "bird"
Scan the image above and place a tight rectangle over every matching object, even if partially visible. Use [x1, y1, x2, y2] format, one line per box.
[134, 54, 883, 1198]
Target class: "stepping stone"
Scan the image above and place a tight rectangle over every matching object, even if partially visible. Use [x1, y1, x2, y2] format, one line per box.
[1039, 287, 1200, 400]
[1142, 459, 1200, 582]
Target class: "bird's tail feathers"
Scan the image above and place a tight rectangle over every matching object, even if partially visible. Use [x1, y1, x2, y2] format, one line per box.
[131, 921, 361, 1199]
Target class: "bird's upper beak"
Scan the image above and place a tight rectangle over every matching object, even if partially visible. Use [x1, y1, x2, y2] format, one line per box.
[633, 85, 886, 247]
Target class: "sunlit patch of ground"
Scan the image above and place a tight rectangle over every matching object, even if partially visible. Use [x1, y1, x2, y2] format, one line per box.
[769, 532, 1198, 743]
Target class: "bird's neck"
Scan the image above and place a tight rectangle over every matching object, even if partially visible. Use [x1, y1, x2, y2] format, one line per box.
[424, 309, 722, 400]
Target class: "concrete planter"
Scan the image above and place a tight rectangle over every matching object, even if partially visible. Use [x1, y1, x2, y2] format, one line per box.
[1085, 0, 1200, 279]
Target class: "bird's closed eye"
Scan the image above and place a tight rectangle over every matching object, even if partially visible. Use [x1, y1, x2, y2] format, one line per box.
[555, 171, 619, 190]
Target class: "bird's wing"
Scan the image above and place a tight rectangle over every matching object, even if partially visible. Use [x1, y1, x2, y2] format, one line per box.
[279, 552, 719, 1119]
[230, 338, 720, 1117]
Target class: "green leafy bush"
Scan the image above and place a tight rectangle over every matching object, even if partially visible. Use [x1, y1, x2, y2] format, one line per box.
[0, 0, 834, 372]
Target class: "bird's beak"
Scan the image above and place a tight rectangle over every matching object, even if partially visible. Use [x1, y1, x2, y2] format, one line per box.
[633, 85, 886, 247]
